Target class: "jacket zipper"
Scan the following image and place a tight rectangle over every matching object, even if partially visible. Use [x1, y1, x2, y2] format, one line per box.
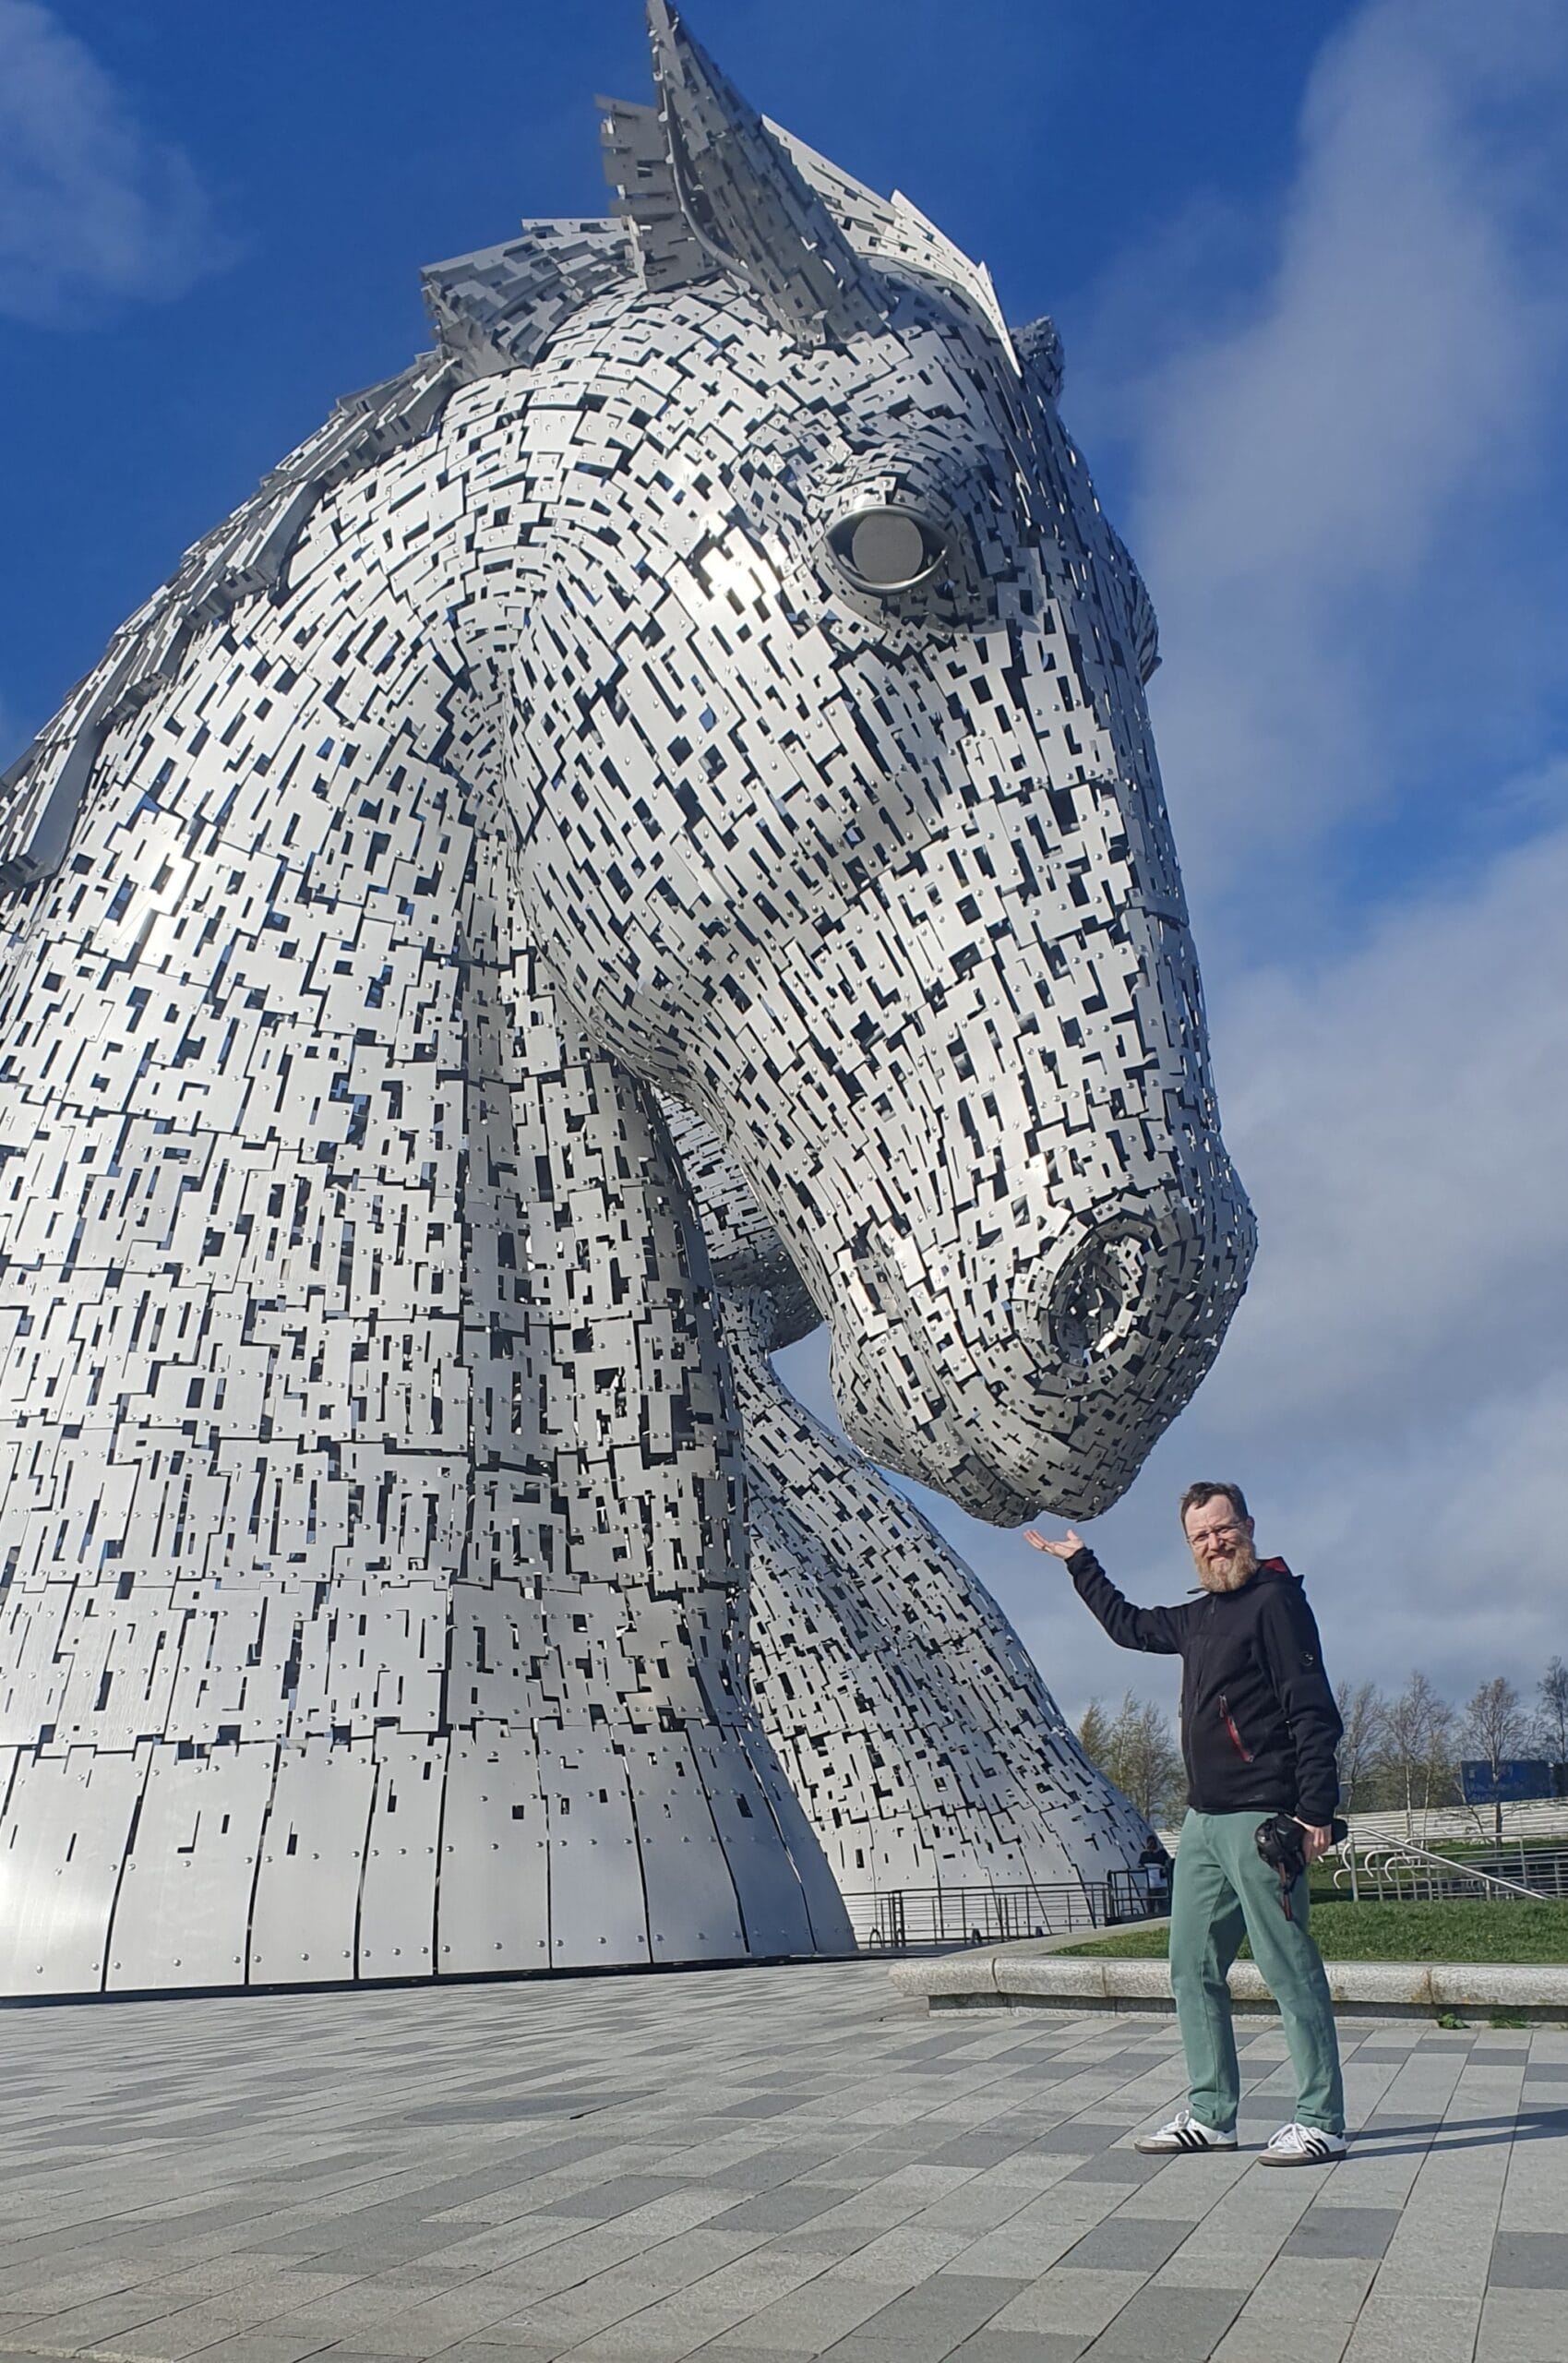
[1219, 1695, 1253, 1762]
[1180, 1596, 1219, 1799]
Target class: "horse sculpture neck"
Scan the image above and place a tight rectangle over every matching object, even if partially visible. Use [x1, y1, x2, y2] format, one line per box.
[0, 346, 870, 1988]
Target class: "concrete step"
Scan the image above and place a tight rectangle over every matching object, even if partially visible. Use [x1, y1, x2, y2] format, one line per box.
[890, 1940, 1568, 2021]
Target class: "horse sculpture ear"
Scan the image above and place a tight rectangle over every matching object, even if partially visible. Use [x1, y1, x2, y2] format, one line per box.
[1013, 316, 1065, 402]
[643, 0, 888, 348]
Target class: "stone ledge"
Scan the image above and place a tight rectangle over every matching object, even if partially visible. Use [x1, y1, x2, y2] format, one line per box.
[888, 1942, 1568, 2021]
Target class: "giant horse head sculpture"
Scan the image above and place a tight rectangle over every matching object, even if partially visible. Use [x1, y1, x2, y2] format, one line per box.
[0, 5, 1255, 1992]
[2, 6, 1255, 1531]
[497, 6, 1255, 1518]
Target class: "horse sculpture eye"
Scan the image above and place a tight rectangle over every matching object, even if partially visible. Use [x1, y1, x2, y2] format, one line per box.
[828, 508, 950, 594]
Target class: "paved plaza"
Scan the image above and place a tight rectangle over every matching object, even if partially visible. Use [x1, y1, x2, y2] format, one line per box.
[0, 1961, 1564, 2363]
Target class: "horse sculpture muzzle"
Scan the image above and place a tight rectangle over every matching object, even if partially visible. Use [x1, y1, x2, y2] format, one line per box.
[831, 1187, 1251, 1523]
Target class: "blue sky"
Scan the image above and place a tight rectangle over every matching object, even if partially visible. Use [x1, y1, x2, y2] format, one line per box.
[4, 0, 1566, 1727]
[2, 0, 1354, 750]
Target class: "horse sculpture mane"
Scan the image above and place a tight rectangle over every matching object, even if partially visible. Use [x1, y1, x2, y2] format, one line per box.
[0, 105, 1048, 890]
[0, 3, 1252, 1995]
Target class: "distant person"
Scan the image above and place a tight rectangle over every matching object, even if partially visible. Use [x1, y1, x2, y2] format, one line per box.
[1029, 1482, 1347, 2165]
[1137, 1831, 1172, 1916]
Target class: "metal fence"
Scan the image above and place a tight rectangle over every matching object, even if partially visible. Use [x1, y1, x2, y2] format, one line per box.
[1335, 1840, 1568, 1905]
[845, 1840, 1568, 1956]
[1442, 1844, 1568, 1899]
[842, 1873, 1162, 1954]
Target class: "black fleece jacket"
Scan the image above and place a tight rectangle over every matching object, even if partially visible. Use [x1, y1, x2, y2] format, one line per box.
[1068, 1549, 1343, 1825]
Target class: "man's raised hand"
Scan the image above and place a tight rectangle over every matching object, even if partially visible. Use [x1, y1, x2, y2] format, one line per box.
[1025, 1528, 1083, 1561]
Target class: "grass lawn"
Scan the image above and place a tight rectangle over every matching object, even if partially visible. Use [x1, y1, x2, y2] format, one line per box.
[1441, 1835, 1568, 1854]
[1059, 1899, 1568, 1964]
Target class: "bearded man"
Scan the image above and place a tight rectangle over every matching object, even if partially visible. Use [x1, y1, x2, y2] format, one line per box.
[1028, 1481, 1347, 2165]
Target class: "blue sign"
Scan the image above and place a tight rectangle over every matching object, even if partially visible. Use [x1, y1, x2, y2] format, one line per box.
[1461, 1759, 1554, 1805]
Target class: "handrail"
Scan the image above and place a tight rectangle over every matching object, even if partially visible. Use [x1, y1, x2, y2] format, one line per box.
[1335, 1837, 1545, 1903]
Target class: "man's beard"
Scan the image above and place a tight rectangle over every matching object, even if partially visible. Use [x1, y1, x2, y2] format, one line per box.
[1195, 1541, 1259, 1594]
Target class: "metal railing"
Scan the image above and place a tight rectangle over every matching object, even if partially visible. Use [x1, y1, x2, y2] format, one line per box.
[1333, 1838, 1555, 1905]
[844, 1839, 1568, 1957]
[842, 1873, 1163, 1954]
[1441, 1843, 1568, 1899]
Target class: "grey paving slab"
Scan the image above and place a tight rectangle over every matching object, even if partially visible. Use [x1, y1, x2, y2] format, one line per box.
[1027, 2124, 1123, 2155]
[0, 1967, 1563, 2363]
[707, 2187, 845, 2233]
[988, 2266, 1147, 2342]
[1081, 2285, 1247, 2359]
[1059, 2152, 1168, 2185]
[926, 2133, 1041, 2166]
[1281, 2204, 1401, 2259]
[765, 2223, 891, 2260]
[668, 2351, 822, 2363]
[1475, 2286, 1568, 2363]
[1341, 2289, 1483, 2363]
[714, 2094, 815, 2118]
[817, 2272, 1029, 2357]
[1057, 2214, 1196, 2273]
[526, 2172, 698, 2221]
[1486, 2228, 1568, 2288]
[944, 2336, 1093, 2363]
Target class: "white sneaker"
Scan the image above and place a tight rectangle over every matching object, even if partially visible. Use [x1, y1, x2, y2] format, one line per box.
[1133, 2108, 1238, 2154]
[1258, 2121, 1347, 2166]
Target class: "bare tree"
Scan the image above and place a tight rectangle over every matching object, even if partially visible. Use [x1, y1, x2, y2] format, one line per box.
[1102, 1690, 1184, 1828]
[1380, 1671, 1457, 1841]
[1535, 1656, 1568, 1764]
[1335, 1679, 1387, 1818]
[1462, 1674, 1530, 1838]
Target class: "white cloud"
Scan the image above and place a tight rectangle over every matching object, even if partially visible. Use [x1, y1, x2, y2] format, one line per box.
[0, 0, 231, 325]
[1104, 0, 1568, 906]
[1209, 826, 1568, 1437]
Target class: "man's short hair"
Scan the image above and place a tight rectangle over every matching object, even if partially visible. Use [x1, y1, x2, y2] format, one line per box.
[1179, 1480, 1250, 1529]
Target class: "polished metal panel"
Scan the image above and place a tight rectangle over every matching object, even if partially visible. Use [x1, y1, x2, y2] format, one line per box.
[248, 1741, 377, 1984]
[437, 1734, 551, 1975]
[0, 1750, 140, 1995]
[358, 1733, 445, 1980]
[106, 1748, 277, 1991]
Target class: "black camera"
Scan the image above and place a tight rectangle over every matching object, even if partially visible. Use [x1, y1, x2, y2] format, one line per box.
[1254, 1813, 1349, 1915]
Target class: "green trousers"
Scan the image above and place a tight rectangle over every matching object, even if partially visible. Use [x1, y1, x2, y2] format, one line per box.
[1169, 1809, 1345, 2137]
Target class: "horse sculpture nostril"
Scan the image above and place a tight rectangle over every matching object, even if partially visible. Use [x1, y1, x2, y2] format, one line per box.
[1047, 1229, 1153, 1366]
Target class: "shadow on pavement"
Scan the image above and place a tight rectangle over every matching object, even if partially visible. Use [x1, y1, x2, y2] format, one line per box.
[1347, 2103, 1568, 2156]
